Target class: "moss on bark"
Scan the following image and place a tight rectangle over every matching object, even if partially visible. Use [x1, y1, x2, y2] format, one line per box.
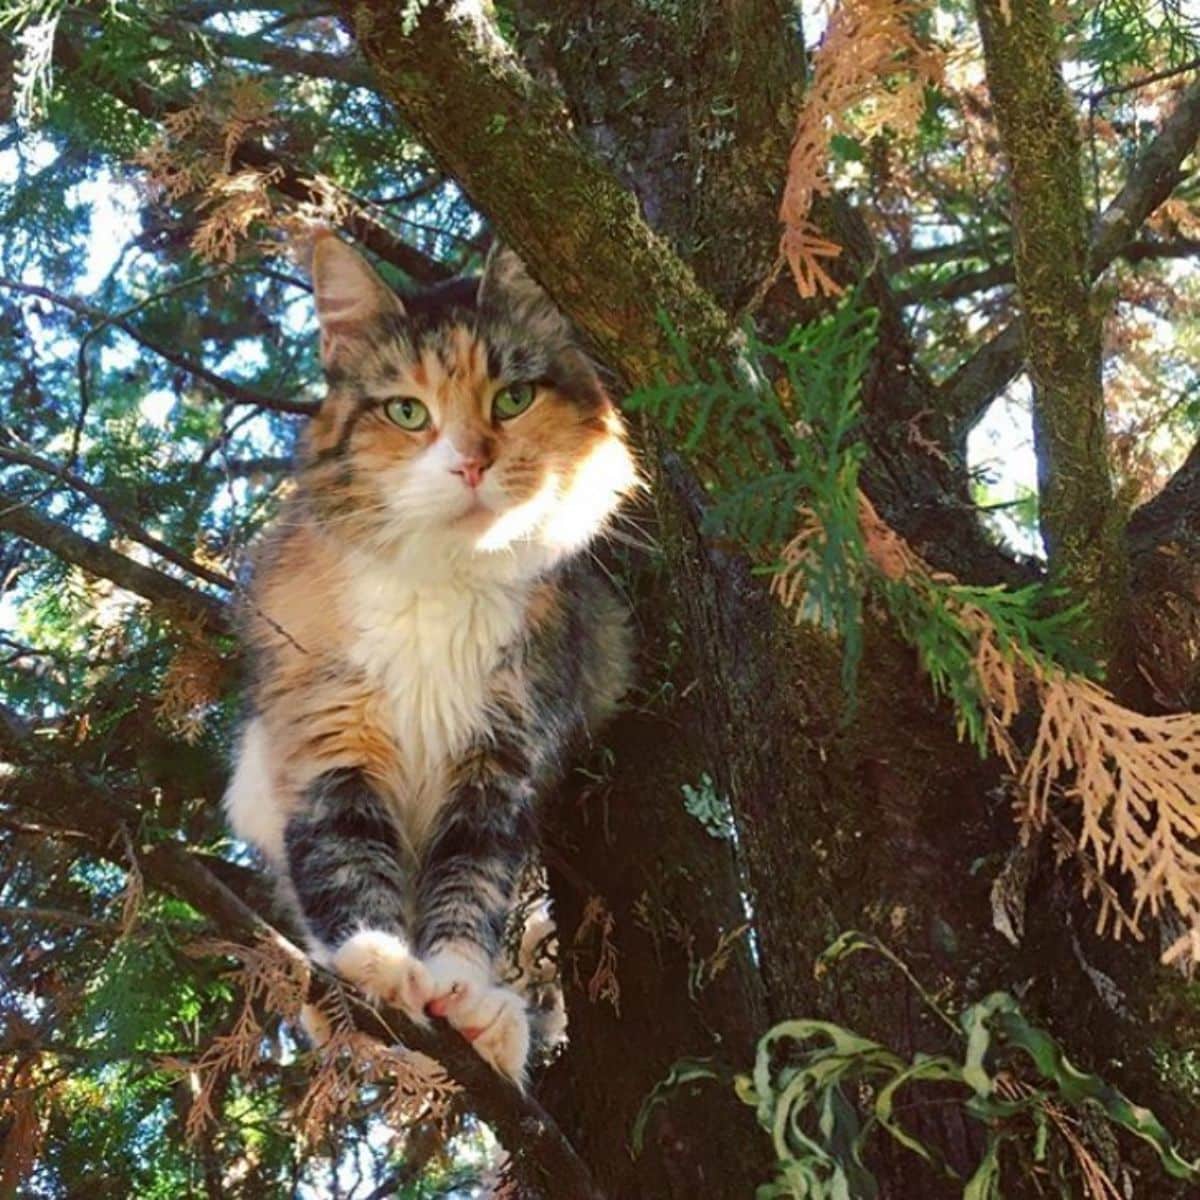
[975, 0, 1131, 676]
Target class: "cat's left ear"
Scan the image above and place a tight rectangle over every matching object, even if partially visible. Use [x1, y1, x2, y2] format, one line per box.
[310, 232, 405, 366]
[478, 243, 569, 340]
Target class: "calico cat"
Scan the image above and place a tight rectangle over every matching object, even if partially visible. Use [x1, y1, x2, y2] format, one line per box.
[223, 233, 637, 1086]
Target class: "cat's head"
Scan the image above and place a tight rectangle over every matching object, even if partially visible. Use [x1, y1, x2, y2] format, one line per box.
[300, 233, 636, 573]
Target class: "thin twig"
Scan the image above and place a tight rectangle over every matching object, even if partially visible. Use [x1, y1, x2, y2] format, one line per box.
[1086, 56, 1200, 104]
[0, 277, 318, 416]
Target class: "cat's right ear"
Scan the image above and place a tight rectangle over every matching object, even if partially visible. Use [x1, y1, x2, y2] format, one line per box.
[309, 232, 405, 366]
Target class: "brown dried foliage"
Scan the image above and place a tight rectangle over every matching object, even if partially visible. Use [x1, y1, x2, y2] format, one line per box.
[116, 824, 145, 938]
[295, 972, 458, 1144]
[159, 935, 311, 1142]
[776, 493, 1200, 968]
[572, 895, 620, 1015]
[138, 79, 320, 263]
[780, 0, 941, 297]
[161, 936, 457, 1147]
[0, 1041, 50, 1198]
[157, 630, 228, 741]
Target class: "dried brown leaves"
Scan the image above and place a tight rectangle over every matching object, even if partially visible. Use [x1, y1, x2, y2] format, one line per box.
[162, 936, 457, 1146]
[0, 1035, 51, 1198]
[157, 630, 228, 741]
[138, 79, 322, 264]
[1022, 681, 1200, 966]
[572, 895, 621, 1015]
[294, 1021, 456, 1144]
[780, 0, 941, 297]
[160, 935, 311, 1141]
[776, 494, 1200, 969]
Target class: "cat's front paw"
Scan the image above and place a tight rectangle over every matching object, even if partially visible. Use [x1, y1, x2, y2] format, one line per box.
[422, 946, 531, 1088]
[332, 929, 433, 1022]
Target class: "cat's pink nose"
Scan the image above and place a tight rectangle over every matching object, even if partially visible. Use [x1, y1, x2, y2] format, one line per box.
[453, 457, 490, 489]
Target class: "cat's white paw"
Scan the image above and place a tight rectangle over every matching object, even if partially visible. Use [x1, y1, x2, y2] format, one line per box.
[423, 945, 531, 1088]
[332, 929, 432, 1022]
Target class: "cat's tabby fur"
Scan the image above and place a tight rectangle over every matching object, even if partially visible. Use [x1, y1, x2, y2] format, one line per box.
[224, 235, 636, 1085]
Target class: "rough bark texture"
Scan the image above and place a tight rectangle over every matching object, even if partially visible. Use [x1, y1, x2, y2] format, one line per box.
[975, 0, 1129, 672]
[347, 0, 732, 388]
[510, 0, 803, 314]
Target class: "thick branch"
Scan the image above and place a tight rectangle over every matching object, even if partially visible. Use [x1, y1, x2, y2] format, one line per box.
[341, 0, 732, 391]
[942, 74, 1200, 430]
[0, 490, 231, 635]
[1090, 76, 1200, 270]
[512, 0, 801, 312]
[975, 0, 1128, 667]
[1128, 437, 1200, 551]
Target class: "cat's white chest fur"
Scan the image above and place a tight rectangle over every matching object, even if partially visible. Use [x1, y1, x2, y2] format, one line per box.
[344, 553, 528, 807]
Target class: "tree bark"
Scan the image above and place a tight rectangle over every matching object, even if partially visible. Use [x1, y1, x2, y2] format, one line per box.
[975, 0, 1128, 671]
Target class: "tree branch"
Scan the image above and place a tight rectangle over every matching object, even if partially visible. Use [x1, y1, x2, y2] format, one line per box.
[340, 0, 732, 391]
[941, 74, 1200, 431]
[162, 17, 373, 87]
[1128, 437, 1200, 550]
[0, 490, 231, 635]
[0, 441, 235, 591]
[0, 905, 119, 931]
[232, 141, 457, 286]
[896, 237, 1200, 305]
[0, 752, 601, 1200]
[0, 278, 318, 416]
[1089, 76, 1200, 273]
[53, 29, 454, 289]
[975, 0, 1128, 668]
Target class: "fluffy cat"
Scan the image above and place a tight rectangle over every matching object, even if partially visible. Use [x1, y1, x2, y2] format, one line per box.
[223, 233, 637, 1086]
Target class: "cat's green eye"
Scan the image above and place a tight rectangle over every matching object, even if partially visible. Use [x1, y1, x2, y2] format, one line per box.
[383, 397, 431, 431]
[493, 383, 537, 421]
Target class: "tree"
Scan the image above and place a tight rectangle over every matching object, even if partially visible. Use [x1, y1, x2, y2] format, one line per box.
[2, 0, 1200, 1195]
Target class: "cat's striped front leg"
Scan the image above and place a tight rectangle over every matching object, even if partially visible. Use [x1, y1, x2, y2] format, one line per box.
[284, 768, 432, 1022]
[414, 752, 536, 1087]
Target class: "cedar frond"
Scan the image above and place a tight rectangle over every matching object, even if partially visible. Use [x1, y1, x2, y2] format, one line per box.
[298, 1030, 455, 1145]
[157, 630, 227, 741]
[136, 78, 280, 264]
[776, 491, 1200, 969]
[161, 935, 311, 1142]
[780, 0, 942, 297]
[164, 936, 458, 1146]
[191, 165, 283, 264]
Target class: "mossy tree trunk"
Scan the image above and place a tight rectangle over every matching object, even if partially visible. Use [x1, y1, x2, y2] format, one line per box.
[975, 0, 1131, 676]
